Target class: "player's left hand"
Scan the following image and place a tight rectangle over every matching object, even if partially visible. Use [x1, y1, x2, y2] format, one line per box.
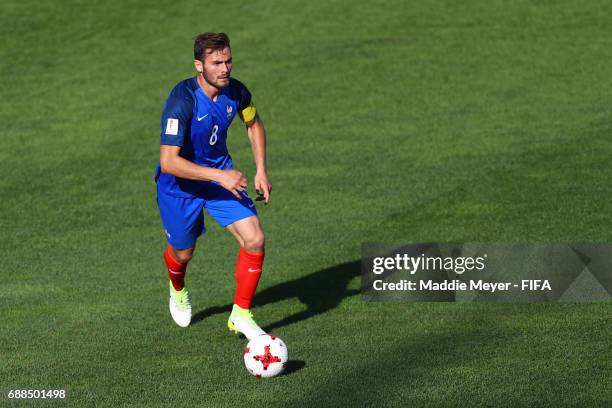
[254, 171, 272, 204]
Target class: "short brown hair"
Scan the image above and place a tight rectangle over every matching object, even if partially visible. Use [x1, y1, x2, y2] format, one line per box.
[194, 32, 230, 61]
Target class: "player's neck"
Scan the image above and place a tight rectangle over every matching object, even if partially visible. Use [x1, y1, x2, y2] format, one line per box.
[196, 74, 220, 101]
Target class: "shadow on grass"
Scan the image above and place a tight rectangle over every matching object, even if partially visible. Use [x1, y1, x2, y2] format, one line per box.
[191, 260, 361, 331]
[281, 360, 306, 376]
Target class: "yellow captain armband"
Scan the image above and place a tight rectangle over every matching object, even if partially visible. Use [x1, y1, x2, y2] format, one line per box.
[239, 103, 257, 123]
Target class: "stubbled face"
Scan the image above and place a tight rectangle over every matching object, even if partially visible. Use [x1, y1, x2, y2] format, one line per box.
[196, 47, 232, 89]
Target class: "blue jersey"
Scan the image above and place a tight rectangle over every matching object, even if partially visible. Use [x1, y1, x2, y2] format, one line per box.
[155, 77, 254, 198]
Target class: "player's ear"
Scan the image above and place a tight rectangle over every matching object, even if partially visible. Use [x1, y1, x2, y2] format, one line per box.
[194, 59, 204, 74]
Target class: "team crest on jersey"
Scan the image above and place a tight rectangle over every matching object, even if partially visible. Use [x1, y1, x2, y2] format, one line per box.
[226, 105, 233, 117]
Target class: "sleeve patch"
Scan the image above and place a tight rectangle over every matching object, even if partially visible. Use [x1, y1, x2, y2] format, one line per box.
[165, 118, 179, 135]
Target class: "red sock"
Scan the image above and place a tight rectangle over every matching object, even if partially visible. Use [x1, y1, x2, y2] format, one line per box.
[234, 247, 264, 309]
[164, 246, 187, 291]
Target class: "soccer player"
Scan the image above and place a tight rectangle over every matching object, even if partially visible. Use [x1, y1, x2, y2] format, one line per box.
[155, 32, 271, 340]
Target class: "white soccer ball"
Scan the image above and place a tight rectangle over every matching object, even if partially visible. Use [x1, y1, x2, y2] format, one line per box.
[243, 334, 288, 378]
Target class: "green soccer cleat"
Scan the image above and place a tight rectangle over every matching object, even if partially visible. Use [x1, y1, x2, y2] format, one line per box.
[169, 281, 191, 327]
[227, 304, 265, 340]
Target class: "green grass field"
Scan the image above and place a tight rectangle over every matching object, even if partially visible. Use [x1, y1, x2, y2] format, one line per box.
[2, 0, 612, 406]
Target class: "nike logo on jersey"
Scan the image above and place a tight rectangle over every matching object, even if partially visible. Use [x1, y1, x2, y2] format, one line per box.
[197, 114, 209, 121]
[248, 268, 261, 273]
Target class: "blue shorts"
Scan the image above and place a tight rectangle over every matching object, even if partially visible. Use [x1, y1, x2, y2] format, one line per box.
[157, 183, 257, 250]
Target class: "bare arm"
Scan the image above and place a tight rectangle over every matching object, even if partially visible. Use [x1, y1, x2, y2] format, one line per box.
[245, 114, 272, 203]
[159, 145, 247, 199]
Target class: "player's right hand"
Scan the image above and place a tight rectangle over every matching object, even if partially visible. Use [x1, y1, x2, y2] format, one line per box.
[219, 170, 248, 199]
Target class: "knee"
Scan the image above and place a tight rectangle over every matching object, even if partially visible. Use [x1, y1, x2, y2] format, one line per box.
[243, 231, 265, 253]
[172, 248, 194, 264]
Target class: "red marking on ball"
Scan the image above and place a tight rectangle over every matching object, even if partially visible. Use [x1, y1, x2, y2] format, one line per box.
[253, 345, 281, 370]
